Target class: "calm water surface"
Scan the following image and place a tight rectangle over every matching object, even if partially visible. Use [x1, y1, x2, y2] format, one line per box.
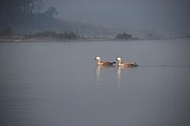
[0, 39, 190, 126]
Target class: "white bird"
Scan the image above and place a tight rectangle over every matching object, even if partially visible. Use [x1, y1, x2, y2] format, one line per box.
[116, 57, 138, 67]
[95, 57, 116, 66]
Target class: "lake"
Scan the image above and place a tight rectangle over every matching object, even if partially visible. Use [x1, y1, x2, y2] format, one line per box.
[0, 39, 190, 126]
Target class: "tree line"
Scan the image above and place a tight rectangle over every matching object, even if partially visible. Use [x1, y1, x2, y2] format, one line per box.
[0, 0, 135, 39]
[0, 0, 41, 25]
[0, 0, 58, 33]
[29, 31, 78, 39]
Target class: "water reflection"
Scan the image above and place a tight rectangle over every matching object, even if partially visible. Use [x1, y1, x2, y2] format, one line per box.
[95, 65, 134, 89]
[117, 66, 128, 88]
[95, 65, 115, 88]
[95, 65, 101, 87]
[95, 65, 131, 89]
[117, 66, 138, 88]
[117, 66, 122, 87]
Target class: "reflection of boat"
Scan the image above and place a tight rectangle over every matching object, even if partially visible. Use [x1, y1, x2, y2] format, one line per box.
[116, 57, 138, 67]
[95, 56, 116, 66]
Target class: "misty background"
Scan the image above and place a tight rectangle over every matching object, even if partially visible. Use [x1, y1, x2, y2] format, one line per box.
[1, 0, 190, 37]
[0, 1, 190, 125]
[43, 0, 190, 33]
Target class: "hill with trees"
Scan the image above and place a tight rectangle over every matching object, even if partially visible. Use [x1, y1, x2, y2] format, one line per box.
[115, 32, 138, 40]
[0, 0, 118, 39]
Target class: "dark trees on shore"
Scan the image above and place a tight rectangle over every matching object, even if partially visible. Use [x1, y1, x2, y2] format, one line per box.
[0, 0, 42, 26]
[116, 32, 132, 39]
[0, 0, 58, 33]
[30, 31, 78, 39]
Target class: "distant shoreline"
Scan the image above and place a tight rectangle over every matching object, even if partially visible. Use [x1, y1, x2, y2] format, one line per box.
[0, 36, 135, 43]
[0, 36, 83, 43]
[0, 36, 189, 43]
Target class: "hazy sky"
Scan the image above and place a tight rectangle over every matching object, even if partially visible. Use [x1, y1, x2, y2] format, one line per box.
[44, 0, 190, 33]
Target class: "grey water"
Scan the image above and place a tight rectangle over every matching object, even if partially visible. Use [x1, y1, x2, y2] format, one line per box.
[0, 39, 190, 126]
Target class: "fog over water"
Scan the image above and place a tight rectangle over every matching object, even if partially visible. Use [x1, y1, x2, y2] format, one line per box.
[44, 0, 190, 33]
